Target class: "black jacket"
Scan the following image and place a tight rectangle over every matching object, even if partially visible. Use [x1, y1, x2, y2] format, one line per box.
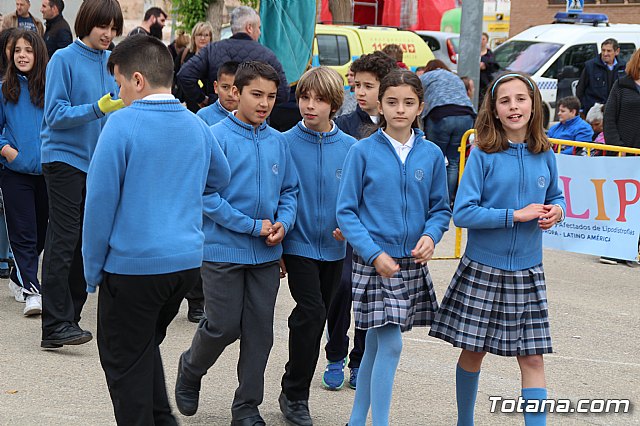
[334, 105, 377, 140]
[576, 56, 626, 114]
[176, 32, 289, 105]
[43, 14, 72, 59]
[603, 75, 640, 149]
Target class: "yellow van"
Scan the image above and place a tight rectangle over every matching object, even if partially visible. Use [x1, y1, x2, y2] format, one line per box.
[312, 24, 434, 86]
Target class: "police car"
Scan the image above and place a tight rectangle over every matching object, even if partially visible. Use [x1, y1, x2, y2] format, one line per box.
[493, 13, 640, 127]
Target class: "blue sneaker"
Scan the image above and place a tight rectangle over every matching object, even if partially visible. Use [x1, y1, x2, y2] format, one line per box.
[322, 358, 346, 390]
[348, 367, 358, 389]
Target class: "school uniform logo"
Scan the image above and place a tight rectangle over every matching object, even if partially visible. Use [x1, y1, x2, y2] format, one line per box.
[272, 164, 279, 175]
[415, 169, 424, 181]
[336, 169, 342, 180]
[537, 176, 546, 188]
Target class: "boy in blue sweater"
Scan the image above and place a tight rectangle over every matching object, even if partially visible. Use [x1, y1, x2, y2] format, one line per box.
[175, 61, 298, 426]
[548, 96, 593, 155]
[278, 67, 356, 426]
[82, 35, 230, 425]
[196, 61, 239, 126]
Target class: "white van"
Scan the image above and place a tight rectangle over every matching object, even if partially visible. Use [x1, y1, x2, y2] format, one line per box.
[493, 13, 640, 127]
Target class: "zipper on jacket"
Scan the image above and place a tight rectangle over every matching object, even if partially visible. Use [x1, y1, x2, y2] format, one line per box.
[318, 134, 324, 260]
[253, 128, 261, 264]
[508, 147, 525, 270]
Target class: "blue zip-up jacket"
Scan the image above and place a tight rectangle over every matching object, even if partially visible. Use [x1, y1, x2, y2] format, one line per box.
[547, 116, 593, 155]
[337, 128, 451, 264]
[40, 40, 119, 173]
[196, 99, 231, 126]
[203, 113, 298, 264]
[453, 143, 566, 271]
[282, 122, 356, 261]
[0, 76, 44, 174]
[82, 99, 230, 291]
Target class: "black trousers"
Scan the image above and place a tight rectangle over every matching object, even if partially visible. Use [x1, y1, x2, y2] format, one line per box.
[324, 245, 366, 368]
[98, 268, 198, 426]
[281, 255, 343, 401]
[184, 274, 204, 307]
[41, 162, 88, 336]
[0, 169, 48, 294]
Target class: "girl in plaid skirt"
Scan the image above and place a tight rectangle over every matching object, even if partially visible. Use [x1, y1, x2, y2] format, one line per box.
[429, 72, 566, 426]
[337, 70, 451, 425]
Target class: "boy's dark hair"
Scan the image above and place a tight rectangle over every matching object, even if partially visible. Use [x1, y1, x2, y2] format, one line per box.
[48, 0, 65, 14]
[75, 0, 123, 39]
[558, 96, 581, 114]
[350, 51, 398, 82]
[601, 38, 619, 51]
[381, 44, 403, 62]
[2, 29, 48, 108]
[107, 35, 173, 88]
[144, 7, 167, 21]
[234, 61, 279, 93]
[217, 61, 239, 81]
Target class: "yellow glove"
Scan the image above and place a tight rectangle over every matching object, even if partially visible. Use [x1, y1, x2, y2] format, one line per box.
[97, 92, 125, 114]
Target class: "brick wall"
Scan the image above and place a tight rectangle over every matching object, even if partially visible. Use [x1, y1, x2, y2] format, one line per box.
[510, 0, 640, 36]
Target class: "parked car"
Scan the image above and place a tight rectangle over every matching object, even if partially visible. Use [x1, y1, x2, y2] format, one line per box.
[415, 30, 459, 72]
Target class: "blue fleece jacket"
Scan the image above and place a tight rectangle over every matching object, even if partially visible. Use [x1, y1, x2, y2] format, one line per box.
[453, 143, 566, 271]
[40, 40, 119, 173]
[282, 122, 356, 261]
[196, 99, 231, 126]
[337, 128, 451, 264]
[0, 76, 44, 174]
[82, 99, 231, 291]
[203, 113, 298, 264]
[547, 116, 593, 155]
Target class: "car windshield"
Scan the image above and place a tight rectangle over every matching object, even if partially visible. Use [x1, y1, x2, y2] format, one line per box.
[494, 41, 562, 75]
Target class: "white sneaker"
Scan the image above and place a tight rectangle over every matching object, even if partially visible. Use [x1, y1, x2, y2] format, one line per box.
[24, 294, 42, 316]
[8, 281, 26, 303]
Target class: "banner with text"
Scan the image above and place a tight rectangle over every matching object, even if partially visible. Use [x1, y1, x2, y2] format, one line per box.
[543, 155, 640, 260]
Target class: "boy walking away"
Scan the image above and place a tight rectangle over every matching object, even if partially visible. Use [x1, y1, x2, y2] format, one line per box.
[548, 96, 593, 155]
[196, 61, 239, 126]
[325, 51, 398, 392]
[175, 61, 298, 426]
[278, 67, 356, 426]
[82, 35, 230, 425]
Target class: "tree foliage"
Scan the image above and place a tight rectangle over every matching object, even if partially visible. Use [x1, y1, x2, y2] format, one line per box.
[172, 0, 259, 32]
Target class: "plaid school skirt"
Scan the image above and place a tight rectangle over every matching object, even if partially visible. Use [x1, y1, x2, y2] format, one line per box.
[429, 256, 553, 357]
[352, 254, 439, 332]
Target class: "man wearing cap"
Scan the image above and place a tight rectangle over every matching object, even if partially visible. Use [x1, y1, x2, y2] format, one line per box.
[1, 0, 44, 36]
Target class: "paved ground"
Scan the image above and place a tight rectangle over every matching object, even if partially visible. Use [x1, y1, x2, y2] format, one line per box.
[0, 229, 638, 425]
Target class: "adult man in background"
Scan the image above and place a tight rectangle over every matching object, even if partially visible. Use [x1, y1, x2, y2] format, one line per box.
[576, 38, 626, 114]
[127, 7, 167, 40]
[177, 6, 289, 108]
[41, 0, 72, 58]
[2, 0, 44, 36]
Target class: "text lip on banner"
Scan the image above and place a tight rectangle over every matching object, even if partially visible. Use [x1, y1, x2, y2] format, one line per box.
[543, 154, 640, 261]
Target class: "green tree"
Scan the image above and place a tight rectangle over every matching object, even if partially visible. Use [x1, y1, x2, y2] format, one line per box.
[173, 0, 260, 39]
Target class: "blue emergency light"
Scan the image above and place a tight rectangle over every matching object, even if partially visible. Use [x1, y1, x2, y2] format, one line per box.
[553, 12, 609, 26]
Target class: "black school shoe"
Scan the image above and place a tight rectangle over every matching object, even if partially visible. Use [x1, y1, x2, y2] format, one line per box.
[175, 355, 201, 416]
[41, 323, 92, 348]
[230, 414, 266, 426]
[187, 302, 206, 323]
[278, 391, 313, 426]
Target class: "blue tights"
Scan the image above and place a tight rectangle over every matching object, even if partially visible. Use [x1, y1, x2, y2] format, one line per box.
[349, 324, 402, 426]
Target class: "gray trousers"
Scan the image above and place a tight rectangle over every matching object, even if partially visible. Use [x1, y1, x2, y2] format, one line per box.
[181, 260, 280, 420]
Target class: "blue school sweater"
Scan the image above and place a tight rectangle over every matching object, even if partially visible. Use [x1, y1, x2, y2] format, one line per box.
[40, 40, 119, 173]
[196, 99, 231, 126]
[0, 76, 44, 174]
[547, 116, 594, 155]
[282, 122, 356, 261]
[82, 99, 231, 291]
[453, 143, 566, 271]
[336, 128, 451, 265]
[203, 113, 298, 264]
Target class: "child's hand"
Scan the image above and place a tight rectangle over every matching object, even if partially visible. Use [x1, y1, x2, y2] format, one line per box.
[373, 252, 400, 278]
[514, 204, 546, 223]
[266, 222, 285, 246]
[332, 228, 345, 241]
[97, 92, 125, 113]
[1, 145, 18, 162]
[412, 235, 435, 265]
[259, 219, 274, 236]
[278, 257, 287, 278]
[538, 204, 563, 230]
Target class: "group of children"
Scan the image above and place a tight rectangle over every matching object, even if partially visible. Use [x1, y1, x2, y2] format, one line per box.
[0, 2, 567, 424]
